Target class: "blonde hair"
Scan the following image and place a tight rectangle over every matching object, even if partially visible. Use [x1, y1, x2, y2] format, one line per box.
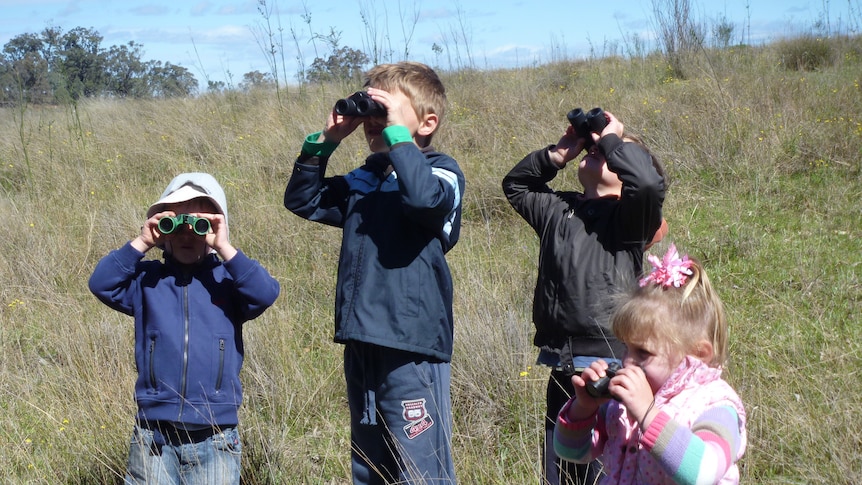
[364, 62, 447, 143]
[612, 257, 728, 367]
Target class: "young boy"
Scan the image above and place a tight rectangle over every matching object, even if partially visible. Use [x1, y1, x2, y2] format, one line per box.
[283, 61, 464, 484]
[502, 111, 665, 485]
[89, 172, 280, 484]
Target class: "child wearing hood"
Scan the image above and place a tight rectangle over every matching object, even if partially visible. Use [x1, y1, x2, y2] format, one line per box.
[89, 172, 280, 484]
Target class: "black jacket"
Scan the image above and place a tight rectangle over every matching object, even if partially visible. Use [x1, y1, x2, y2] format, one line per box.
[502, 134, 665, 366]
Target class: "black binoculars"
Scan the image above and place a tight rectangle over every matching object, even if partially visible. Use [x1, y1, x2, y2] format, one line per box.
[585, 361, 621, 399]
[567, 107, 608, 145]
[157, 214, 211, 236]
[334, 91, 385, 117]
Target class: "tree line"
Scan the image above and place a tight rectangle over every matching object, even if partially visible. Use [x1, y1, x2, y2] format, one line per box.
[1, 24, 380, 105]
[1, 26, 199, 105]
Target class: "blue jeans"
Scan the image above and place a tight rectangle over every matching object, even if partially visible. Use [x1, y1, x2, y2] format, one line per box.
[125, 424, 242, 485]
[345, 342, 456, 484]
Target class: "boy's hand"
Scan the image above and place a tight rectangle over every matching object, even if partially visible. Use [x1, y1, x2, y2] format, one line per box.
[200, 213, 236, 261]
[321, 104, 364, 144]
[593, 110, 624, 143]
[132, 211, 169, 253]
[366, 87, 411, 128]
[608, 364, 657, 428]
[549, 125, 588, 168]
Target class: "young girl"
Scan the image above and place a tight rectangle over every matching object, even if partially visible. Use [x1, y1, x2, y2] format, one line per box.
[554, 243, 747, 485]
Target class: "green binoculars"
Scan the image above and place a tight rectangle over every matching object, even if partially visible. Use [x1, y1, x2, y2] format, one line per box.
[157, 214, 211, 236]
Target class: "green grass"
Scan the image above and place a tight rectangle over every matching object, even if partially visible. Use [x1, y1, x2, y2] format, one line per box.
[1, 36, 861, 484]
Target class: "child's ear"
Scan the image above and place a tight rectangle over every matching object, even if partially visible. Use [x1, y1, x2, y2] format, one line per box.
[416, 112, 438, 137]
[693, 339, 715, 364]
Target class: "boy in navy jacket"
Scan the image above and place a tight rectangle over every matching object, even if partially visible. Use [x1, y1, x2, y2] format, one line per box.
[284, 62, 464, 484]
[89, 172, 280, 484]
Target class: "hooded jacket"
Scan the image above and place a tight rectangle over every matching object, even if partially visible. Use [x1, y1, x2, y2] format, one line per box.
[284, 138, 464, 362]
[502, 134, 665, 363]
[89, 174, 279, 426]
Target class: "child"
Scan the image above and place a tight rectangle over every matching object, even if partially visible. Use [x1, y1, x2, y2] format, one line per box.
[554, 244, 747, 485]
[89, 172, 280, 484]
[283, 62, 464, 484]
[503, 110, 666, 484]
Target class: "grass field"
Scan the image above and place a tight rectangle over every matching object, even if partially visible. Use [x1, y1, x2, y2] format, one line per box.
[1, 34, 860, 484]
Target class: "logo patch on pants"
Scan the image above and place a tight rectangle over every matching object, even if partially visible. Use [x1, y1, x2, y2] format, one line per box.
[401, 398, 434, 440]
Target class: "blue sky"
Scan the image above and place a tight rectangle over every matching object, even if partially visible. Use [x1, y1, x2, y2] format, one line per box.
[1, 0, 858, 90]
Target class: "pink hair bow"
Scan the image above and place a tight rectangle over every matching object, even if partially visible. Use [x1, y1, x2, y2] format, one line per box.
[639, 243, 693, 288]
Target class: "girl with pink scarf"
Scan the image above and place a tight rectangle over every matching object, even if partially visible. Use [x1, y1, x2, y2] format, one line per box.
[554, 244, 747, 485]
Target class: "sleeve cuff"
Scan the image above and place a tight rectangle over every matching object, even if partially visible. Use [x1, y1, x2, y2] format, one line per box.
[598, 133, 623, 157]
[222, 249, 250, 271]
[542, 145, 564, 171]
[109, 241, 145, 274]
[383, 125, 413, 147]
[640, 409, 672, 449]
[302, 131, 339, 157]
[557, 398, 599, 430]
[122, 240, 146, 258]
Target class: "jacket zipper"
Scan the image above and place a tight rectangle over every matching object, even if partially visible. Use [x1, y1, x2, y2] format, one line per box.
[215, 338, 225, 392]
[177, 284, 190, 420]
[346, 176, 384, 323]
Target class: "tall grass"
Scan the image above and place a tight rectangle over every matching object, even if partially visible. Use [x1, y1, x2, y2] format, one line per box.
[1, 36, 860, 484]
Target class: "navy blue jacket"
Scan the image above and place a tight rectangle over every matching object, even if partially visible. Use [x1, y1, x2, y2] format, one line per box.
[89, 243, 280, 426]
[284, 140, 464, 362]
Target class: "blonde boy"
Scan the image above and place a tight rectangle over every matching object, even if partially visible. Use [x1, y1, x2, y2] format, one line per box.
[283, 62, 464, 484]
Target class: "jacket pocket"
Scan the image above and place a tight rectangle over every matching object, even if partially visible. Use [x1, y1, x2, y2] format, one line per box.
[215, 337, 225, 392]
[145, 331, 160, 393]
[212, 335, 232, 396]
[396, 264, 421, 319]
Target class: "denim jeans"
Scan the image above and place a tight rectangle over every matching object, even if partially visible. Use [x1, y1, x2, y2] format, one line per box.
[125, 424, 242, 485]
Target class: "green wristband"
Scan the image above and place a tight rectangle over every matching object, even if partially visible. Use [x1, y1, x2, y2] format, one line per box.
[382, 125, 413, 147]
[302, 131, 339, 157]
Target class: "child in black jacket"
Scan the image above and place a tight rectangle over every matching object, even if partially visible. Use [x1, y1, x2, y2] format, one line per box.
[503, 110, 665, 485]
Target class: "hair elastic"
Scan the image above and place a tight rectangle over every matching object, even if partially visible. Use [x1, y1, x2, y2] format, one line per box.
[639, 243, 693, 288]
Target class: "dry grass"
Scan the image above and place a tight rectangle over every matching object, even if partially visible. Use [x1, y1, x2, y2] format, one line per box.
[1, 36, 861, 484]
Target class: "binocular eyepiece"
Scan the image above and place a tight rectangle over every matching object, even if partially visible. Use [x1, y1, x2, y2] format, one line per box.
[334, 91, 386, 117]
[585, 361, 621, 400]
[567, 107, 608, 145]
[157, 214, 211, 236]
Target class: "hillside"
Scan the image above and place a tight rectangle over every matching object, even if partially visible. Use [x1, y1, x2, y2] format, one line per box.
[1, 35, 860, 483]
